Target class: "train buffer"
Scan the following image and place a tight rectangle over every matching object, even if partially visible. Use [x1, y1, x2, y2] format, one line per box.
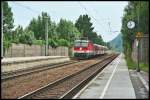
[73, 53, 137, 99]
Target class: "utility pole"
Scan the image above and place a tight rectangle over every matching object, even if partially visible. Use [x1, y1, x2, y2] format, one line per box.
[44, 17, 48, 56]
[137, 2, 140, 72]
[1, 2, 3, 59]
[108, 21, 111, 33]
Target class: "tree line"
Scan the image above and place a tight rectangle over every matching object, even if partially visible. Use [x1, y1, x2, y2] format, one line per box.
[2, 1, 107, 53]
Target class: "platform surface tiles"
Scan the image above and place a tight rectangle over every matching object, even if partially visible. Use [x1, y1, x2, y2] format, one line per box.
[73, 53, 136, 99]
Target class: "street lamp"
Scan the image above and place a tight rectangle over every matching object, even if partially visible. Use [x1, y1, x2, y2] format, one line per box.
[1, 2, 3, 59]
[136, 1, 141, 72]
[44, 17, 49, 56]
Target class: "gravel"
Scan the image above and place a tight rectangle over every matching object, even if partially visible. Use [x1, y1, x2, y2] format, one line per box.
[2, 56, 108, 99]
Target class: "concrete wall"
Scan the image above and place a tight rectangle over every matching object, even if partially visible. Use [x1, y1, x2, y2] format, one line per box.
[4, 43, 69, 57]
[131, 34, 149, 64]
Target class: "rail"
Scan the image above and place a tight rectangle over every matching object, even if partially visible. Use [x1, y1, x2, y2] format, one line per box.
[18, 54, 118, 99]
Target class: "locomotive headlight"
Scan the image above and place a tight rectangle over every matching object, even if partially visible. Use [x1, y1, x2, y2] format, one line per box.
[79, 47, 82, 50]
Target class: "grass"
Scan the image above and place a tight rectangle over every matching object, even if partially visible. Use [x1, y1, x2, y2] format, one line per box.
[125, 56, 137, 70]
[125, 56, 149, 73]
[139, 63, 149, 73]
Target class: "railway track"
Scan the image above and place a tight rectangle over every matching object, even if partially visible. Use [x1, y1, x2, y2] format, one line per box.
[2, 54, 111, 99]
[1, 60, 79, 81]
[2, 54, 106, 81]
[18, 54, 118, 99]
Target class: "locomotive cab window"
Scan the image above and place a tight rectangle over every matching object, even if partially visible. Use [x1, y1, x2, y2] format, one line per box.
[74, 42, 81, 47]
[74, 40, 88, 47]
[81, 42, 88, 47]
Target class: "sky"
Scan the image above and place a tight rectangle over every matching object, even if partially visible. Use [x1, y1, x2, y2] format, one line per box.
[8, 1, 128, 42]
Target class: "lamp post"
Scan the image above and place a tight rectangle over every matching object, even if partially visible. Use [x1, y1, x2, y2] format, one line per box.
[136, 2, 141, 72]
[44, 17, 48, 56]
[1, 2, 3, 59]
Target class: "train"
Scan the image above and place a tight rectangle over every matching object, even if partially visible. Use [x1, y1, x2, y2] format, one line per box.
[73, 38, 108, 59]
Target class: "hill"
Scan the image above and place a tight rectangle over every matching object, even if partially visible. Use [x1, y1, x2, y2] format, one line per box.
[108, 33, 123, 52]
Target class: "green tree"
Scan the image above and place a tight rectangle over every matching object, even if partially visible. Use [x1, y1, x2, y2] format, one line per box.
[75, 14, 106, 45]
[2, 1, 14, 39]
[28, 12, 56, 40]
[19, 29, 35, 45]
[49, 22, 58, 39]
[57, 18, 81, 42]
[91, 32, 102, 45]
[57, 39, 70, 47]
[121, 1, 149, 57]
[13, 25, 23, 43]
[2, 1, 14, 52]
[75, 14, 94, 38]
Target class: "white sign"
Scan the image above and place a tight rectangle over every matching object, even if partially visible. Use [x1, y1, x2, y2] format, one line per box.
[127, 21, 135, 29]
[136, 40, 139, 47]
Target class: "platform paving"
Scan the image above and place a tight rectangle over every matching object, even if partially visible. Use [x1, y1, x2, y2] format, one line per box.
[73, 53, 136, 99]
[1, 56, 70, 73]
[2, 56, 68, 64]
[129, 70, 149, 99]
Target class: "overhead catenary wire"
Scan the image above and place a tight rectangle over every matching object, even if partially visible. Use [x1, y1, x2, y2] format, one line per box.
[92, 5, 120, 34]
[91, 7, 109, 31]
[11, 2, 59, 26]
[13, 2, 50, 56]
[12, 2, 56, 18]
[77, 1, 108, 33]
[108, 21, 112, 33]
[13, 1, 114, 35]
[13, 2, 40, 14]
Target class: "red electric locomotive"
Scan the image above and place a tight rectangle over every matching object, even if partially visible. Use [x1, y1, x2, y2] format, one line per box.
[73, 38, 108, 59]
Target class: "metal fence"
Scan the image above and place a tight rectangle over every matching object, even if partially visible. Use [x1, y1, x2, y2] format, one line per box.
[4, 43, 69, 57]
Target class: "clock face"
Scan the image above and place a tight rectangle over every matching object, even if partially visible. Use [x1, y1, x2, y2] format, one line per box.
[127, 21, 135, 29]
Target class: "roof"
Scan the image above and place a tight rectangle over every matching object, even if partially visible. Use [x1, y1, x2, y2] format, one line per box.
[75, 39, 90, 43]
[94, 44, 108, 49]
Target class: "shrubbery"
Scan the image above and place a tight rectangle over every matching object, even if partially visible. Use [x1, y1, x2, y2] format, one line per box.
[33, 40, 44, 45]
[48, 39, 70, 48]
[48, 39, 58, 48]
[23, 38, 71, 48]
[3, 40, 12, 54]
[57, 39, 70, 47]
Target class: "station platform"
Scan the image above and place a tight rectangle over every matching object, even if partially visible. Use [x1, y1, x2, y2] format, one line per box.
[73, 53, 136, 99]
[1, 56, 70, 73]
[2, 56, 68, 64]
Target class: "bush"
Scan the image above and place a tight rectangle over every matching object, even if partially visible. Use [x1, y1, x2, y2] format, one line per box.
[32, 38, 71, 48]
[33, 40, 44, 45]
[48, 39, 58, 48]
[125, 56, 137, 70]
[57, 39, 70, 47]
[125, 56, 149, 72]
[12, 39, 20, 44]
[139, 63, 149, 72]
[3, 40, 12, 53]
[19, 30, 35, 46]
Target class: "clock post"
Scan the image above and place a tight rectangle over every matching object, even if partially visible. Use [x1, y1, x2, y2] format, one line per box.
[135, 32, 142, 72]
[127, 20, 142, 72]
[127, 21, 135, 29]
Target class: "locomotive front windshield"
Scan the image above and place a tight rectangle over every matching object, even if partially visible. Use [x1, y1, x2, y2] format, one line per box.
[74, 40, 88, 47]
